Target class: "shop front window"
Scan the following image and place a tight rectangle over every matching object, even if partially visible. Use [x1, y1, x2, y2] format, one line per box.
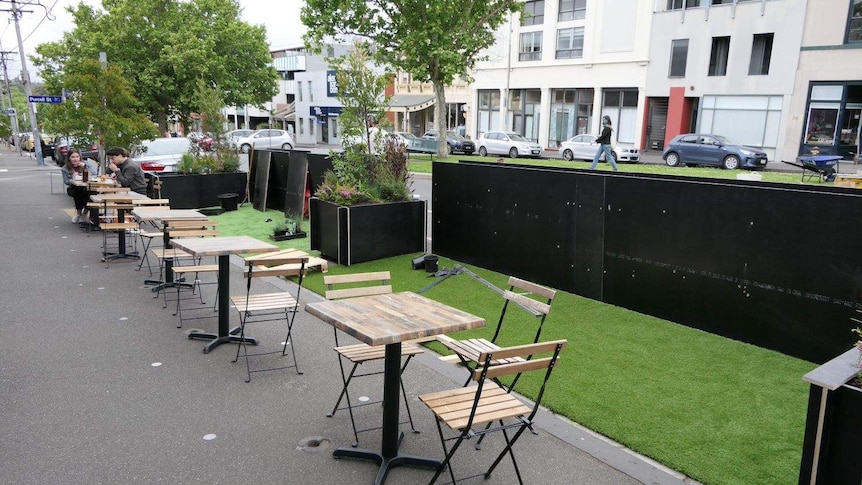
[805, 107, 839, 145]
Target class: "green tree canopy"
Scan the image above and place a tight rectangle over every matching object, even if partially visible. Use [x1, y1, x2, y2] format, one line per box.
[302, 0, 521, 157]
[40, 58, 159, 152]
[33, 0, 278, 132]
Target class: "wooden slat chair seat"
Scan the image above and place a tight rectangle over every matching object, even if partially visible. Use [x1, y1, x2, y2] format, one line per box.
[165, 221, 220, 326]
[323, 271, 422, 446]
[231, 256, 308, 383]
[437, 277, 556, 387]
[419, 340, 567, 485]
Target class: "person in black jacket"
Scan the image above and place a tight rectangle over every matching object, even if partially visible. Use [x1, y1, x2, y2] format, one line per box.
[106, 147, 147, 195]
[590, 115, 618, 171]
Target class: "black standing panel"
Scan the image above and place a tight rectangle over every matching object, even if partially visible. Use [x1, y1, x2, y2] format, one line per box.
[572, 174, 606, 300]
[268, 150, 291, 211]
[251, 150, 271, 212]
[307, 153, 334, 196]
[284, 150, 309, 218]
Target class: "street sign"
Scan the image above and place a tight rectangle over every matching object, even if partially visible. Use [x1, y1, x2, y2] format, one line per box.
[28, 95, 63, 104]
[0, 108, 15, 115]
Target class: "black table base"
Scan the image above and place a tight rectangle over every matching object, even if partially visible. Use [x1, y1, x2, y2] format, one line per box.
[333, 447, 441, 485]
[190, 326, 258, 354]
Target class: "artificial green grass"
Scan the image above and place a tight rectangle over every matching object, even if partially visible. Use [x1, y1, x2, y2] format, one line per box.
[406, 153, 815, 185]
[214, 206, 816, 485]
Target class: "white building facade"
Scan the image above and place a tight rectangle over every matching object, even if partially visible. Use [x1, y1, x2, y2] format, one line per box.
[470, 0, 655, 149]
[645, 0, 806, 161]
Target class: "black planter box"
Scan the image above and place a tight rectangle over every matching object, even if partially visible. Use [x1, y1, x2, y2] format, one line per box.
[799, 348, 862, 485]
[309, 197, 426, 266]
[157, 172, 247, 209]
[270, 231, 307, 242]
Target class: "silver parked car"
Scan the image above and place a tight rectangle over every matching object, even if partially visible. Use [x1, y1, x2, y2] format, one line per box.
[131, 137, 193, 173]
[559, 134, 640, 163]
[236, 129, 294, 153]
[477, 131, 543, 158]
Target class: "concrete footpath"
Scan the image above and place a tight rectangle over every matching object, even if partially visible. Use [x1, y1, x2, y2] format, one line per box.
[0, 152, 699, 485]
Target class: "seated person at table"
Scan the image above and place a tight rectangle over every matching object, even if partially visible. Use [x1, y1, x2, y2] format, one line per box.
[106, 146, 147, 195]
[61, 149, 99, 223]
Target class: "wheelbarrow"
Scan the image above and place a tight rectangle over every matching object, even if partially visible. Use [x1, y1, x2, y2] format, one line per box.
[781, 155, 843, 183]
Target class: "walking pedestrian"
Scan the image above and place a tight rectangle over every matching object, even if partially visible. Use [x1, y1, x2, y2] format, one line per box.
[590, 115, 618, 171]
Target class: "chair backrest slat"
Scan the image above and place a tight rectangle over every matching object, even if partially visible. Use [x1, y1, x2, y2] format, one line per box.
[324, 271, 391, 286]
[509, 276, 556, 302]
[476, 357, 555, 381]
[476, 339, 567, 364]
[503, 291, 551, 316]
[326, 285, 392, 301]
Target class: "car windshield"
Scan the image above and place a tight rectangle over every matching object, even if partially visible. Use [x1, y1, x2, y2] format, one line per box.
[713, 135, 740, 146]
[447, 131, 467, 141]
[507, 133, 530, 142]
[140, 139, 190, 156]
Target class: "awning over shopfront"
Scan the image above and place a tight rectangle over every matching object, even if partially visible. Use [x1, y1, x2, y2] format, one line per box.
[388, 94, 435, 113]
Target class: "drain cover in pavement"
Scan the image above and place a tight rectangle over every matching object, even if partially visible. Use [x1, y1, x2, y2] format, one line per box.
[297, 436, 330, 452]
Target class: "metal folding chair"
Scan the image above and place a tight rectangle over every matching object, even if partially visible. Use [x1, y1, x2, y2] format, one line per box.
[231, 255, 308, 382]
[419, 340, 567, 485]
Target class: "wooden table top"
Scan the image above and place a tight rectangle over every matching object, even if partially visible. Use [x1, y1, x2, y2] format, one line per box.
[305, 292, 485, 346]
[91, 192, 149, 203]
[130, 208, 206, 222]
[170, 236, 279, 257]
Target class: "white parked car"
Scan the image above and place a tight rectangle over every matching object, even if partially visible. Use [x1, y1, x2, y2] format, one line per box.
[559, 134, 640, 163]
[225, 129, 254, 147]
[236, 129, 294, 153]
[131, 137, 193, 173]
[477, 131, 543, 158]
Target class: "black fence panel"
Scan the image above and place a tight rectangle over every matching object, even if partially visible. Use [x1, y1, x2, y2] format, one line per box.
[432, 162, 862, 363]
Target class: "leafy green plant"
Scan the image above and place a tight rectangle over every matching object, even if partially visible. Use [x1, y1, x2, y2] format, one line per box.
[273, 211, 303, 235]
[177, 152, 196, 174]
[313, 43, 411, 206]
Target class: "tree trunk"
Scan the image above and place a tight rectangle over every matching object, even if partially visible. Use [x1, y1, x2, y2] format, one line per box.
[433, 80, 449, 159]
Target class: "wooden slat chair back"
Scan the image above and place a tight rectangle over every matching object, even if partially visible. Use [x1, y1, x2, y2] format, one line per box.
[419, 339, 567, 485]
[245, 248, 329, 274]
[437, 277, 556, 386]
[133, 200, 171, 275]
[166, 221, 220, 327]
[230, 256, 308, 382]
[322, 271, 422, 446]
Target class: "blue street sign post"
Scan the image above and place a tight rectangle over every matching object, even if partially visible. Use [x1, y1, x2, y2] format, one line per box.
[28, 95, 63, 104]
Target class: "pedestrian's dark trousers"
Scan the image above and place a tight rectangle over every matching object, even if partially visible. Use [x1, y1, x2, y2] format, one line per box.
[66, 185, 89, 211]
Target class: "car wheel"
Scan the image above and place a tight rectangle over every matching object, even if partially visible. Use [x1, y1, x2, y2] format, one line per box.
[723, 155, 740, 170]
[240, 144, 251, 154]
[562, 149, 574, 161]
[665, 152, 681, 167]
[478, 146, 487, 157]
[508, 147, 518, 159]
[281, 143, 293, 150]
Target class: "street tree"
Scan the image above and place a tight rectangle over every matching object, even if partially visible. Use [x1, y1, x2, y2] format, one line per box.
[33, 0, 277, 133]
[40, 58, 159, 160]
[302, 0, 521, 158]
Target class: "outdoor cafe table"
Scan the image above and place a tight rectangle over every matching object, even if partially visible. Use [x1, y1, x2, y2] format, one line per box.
[305, 292, 485, 485]
[169, 236, 279, 353]
[130, 208, 207, 289]
[90, 191, 149, 261]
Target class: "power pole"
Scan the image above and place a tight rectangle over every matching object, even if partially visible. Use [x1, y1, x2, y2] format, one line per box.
[0, 48, 21, 155]
[7, 0, 44, 165]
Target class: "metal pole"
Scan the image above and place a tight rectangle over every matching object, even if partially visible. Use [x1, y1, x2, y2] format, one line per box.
[10, 0, 43, 165]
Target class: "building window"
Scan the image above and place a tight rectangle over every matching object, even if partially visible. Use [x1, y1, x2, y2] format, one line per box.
[549, 88, 594, 148]
[666, 0, 683, 8]
[477, 90, 501, 137]
[558, 0, 586, 21]
[299, 117, 304, 135]
[308, 80, 314, 102]
[556, 27, 585, 59]
[310, 118, 315, 136]
[849, 0, 862, 43]
[749, 33, 773, 76]
[522, 0, 544, 26]
[708, 36, 730, 76]
[519, 32, 543, 61]
[669, 39, 688, 78]
[297, 81, 303, 102]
